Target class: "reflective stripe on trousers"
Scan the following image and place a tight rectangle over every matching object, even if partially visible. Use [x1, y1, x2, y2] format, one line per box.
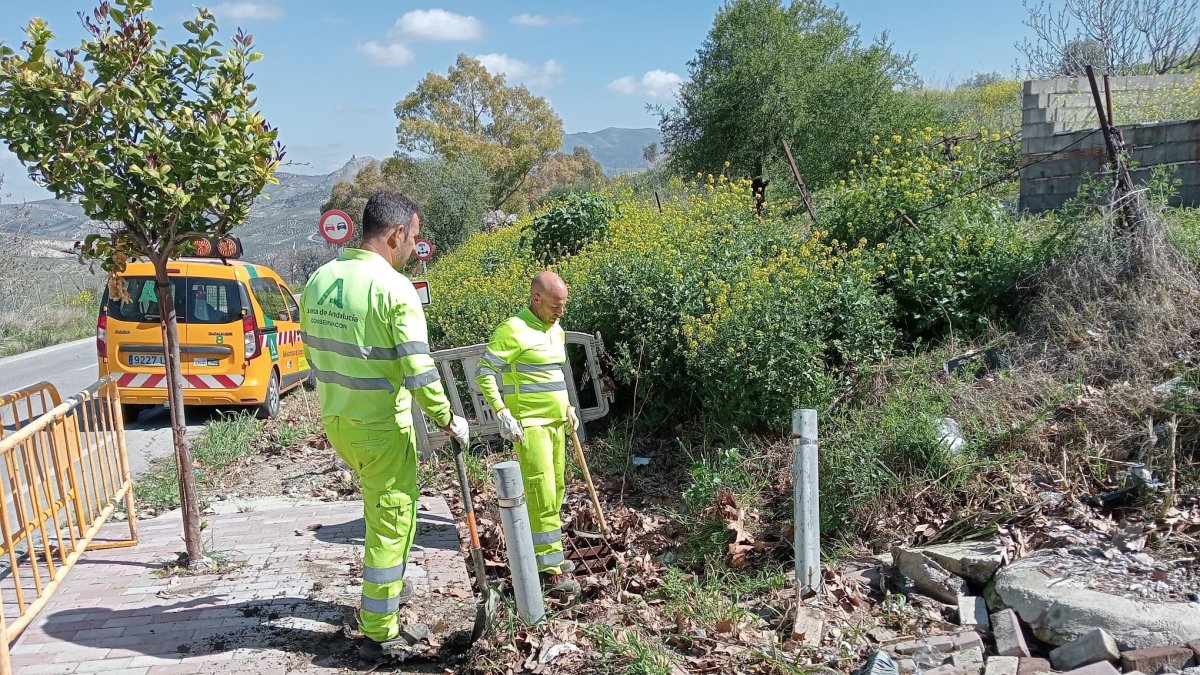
[323, 417, 418, 642]
[514, 421, 568, 574]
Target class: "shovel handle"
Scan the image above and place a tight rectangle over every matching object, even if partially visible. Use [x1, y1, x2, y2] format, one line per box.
[451, 438, 490, 594]
[570, 427, 609, 536]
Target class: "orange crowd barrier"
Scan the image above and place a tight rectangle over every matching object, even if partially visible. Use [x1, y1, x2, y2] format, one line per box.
[0, 377, 138, 673]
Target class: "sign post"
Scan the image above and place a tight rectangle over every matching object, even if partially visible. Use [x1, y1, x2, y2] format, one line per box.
[318, 210, 355, 247]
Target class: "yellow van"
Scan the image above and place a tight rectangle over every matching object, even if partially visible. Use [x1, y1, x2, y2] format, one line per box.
[97, 235, 312, 420]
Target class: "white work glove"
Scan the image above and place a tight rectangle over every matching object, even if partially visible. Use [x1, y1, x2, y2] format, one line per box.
[567, 406, 580, 431]
[443, 414, 470, 449]
[496, 409, 525, 444]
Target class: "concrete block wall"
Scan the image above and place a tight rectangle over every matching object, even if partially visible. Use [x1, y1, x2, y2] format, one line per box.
[1020, 75, 1200, 213]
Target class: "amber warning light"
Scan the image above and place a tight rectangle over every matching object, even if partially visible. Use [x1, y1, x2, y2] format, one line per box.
[191, 235, 243, 259]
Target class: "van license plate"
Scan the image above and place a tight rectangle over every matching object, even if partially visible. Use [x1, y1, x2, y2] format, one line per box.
[128, 354, 165, 367]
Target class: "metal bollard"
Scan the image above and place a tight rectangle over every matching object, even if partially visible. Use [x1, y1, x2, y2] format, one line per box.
[492, 461, 546, 623]
[793, 409, 821, 595]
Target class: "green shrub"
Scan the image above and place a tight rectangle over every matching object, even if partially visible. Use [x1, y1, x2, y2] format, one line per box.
[682, 233, 897, 428]
[819, 131, 1058, 339]
[521, 192, 616, 265]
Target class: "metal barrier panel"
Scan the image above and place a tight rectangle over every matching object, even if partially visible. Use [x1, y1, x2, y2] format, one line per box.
[0, 382, 61, 442]
[413, 331, 614, 456]
[0, 377, 138, 673]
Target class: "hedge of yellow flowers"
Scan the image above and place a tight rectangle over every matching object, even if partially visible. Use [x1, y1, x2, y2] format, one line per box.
[426, 173, 894, 427]
[820, 131, 1056, 337]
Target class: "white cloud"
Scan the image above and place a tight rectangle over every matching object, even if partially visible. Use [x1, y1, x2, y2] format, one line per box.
[607, 69, 683, 100]
[476, 53, 563, 88]
[356, 41, 415, 68]
[394, 9, 483, 41]
[214, 2, 284, 20]
[510, 13, 581, 27]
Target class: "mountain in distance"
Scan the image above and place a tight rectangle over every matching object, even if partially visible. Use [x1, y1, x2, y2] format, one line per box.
[2, 128, 660, 255]
[563, 127, 661, 176]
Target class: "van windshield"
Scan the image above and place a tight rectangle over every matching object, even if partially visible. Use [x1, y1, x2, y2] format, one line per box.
[104, 277, 244, 324]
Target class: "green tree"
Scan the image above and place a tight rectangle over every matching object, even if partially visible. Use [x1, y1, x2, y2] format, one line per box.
[394, 54, 563, 212]
[657, 0, 926, 201]
[0, 0, 282, 565]
[531, 146, 606, 203]
[323, 155, 492, 256]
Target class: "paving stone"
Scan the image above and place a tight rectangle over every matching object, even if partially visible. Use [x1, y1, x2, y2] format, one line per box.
[959, 596, 990, 632]
[9, 497, 468, 675]
[953, 647, 986, 675]
[926, 666, 965, 675]
[1062, 662, 1121, 675]
[1119, 645, 1197, 674]
[1018, 657, 1053, 675]
[1051, 629, 1121, 671]
[1188, 641, 1200, 662]
[984, 656, 1020, 675]
[994, 609, 1032, 657]
[954, 631, 985, 651]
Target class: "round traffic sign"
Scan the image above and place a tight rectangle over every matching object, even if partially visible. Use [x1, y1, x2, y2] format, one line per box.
[318, 209, 354, 246]
[414, 238, 434, 260]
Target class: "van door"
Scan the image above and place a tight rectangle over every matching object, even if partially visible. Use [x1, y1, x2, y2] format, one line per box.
[105, 276, 185, 385]
[179, 276, 246, 387]
[276, 281, 309, 389]
[247, 275, 290, 381]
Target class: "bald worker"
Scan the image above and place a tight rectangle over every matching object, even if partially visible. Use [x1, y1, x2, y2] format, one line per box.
[474, 272, 581, 597]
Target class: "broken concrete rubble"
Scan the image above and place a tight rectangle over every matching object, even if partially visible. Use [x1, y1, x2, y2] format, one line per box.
[1049, 628, 1120, 671]
[988, 550, 1200, 648]
[894, 545, 971, 603]
[900, 542, 1006, 586]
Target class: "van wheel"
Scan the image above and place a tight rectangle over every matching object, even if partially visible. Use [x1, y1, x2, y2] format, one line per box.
[257, 372, 281, 419]
[121, 404, 147, 423]
[302, 369, 317, 391]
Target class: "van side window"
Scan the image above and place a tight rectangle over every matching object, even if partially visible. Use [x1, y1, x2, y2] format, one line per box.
[250, 277, 289, 323]
[280, 284, 300, 322]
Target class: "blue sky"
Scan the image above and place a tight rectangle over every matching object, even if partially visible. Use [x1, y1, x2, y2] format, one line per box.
[0, 0, 1032, 203]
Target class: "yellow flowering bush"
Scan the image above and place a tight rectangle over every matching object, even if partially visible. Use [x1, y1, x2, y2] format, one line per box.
[426, 174, 890, 428]
[819, 131, 1055, 338]
[682, 234, 896, 427]
[425, 224, 540, 348]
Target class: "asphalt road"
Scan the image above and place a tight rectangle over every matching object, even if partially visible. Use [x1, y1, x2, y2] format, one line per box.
[0, 337, 205, 477]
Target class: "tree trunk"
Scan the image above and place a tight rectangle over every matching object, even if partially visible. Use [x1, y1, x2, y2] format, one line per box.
[152, 256, 204, 565]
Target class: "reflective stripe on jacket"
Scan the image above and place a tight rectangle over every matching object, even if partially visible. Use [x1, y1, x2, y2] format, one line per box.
[475, 307, 568, 427]
[300, 248, 451, 429]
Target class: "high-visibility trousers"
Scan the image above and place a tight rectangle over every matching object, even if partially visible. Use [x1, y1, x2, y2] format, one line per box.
[324, 417, 419, 642]
[514, 421, 567, 573]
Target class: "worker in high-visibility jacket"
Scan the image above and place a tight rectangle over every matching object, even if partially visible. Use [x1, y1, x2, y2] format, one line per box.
[475, 271, 581, 597]
[301, 190, 469, 658]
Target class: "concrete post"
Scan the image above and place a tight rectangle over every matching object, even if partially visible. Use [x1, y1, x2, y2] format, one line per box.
[492, 461, 545, 623]
[793, 409, 821, 595]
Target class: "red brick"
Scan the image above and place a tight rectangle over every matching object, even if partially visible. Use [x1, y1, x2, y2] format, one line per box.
[1119, 645, 1196, 674]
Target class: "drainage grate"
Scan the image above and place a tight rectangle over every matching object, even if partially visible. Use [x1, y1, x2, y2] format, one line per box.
[564, 530, 615, 575]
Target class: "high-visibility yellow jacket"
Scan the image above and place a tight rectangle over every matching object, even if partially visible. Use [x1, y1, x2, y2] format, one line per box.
[475, 307, 569, 427]
[300, 248, 451, 430]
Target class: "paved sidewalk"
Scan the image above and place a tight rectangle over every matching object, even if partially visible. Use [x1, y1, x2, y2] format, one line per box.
[9, 497, 474, 674]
